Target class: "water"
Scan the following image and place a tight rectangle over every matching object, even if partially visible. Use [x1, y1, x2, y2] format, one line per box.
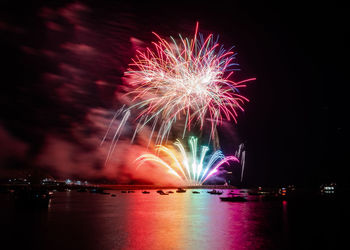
[0, 189, 343, 250]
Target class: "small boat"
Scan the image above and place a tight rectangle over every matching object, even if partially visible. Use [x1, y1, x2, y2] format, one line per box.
[249, 191, 271, 196]
[192, 191, 200, 194]
[207, 189, 223, 195]
[156, 190, 164, 193]
[167, 191, 174, 193]
[142, 191, 150, 194]
[176, 188, 186, 193]
[90, 188, 107, 194]
[111, 194, 116, 197]
[121, 191, 127, 193]
[320, 183, 336, 194]
[158, 190, 168, 195]
[248, 192, 261, 195]
[220, 196, 247, 202]
[127, 190, 135, 193]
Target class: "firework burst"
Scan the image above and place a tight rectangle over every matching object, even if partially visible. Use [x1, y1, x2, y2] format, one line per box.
[135, 136, 239, 185]
[124, 22, 255, 144]
[103, 23, 254, 165]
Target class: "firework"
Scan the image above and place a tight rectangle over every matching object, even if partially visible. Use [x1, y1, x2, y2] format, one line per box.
[135, 136, 239, 185]
[103, 23, 255, 151]
[234, 143, 246, 182]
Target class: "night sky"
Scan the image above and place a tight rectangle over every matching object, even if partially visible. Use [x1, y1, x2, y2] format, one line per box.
[0, 1, 347, 186]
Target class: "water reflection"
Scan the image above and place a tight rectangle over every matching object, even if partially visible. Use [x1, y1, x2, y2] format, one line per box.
[1, 189, 290, 250]
[111, 189, 285, 250]
[124, 190, 188, 249]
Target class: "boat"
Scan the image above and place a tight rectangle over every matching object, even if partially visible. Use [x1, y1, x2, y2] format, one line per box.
[90, 188, 107, 194]
[156, 190, 164, 193]
[158, 190, 168, 195]
[207, 189, 223, 195]
[248, 192, 261, 195]
[121, 190, 127, 193]
[111, 194, 116, 197]
[142, 191, 150, 194]
[192, 191, 200, 194]
[320, 183, 336, 194]
[167, 191, 174, 193]
[248, 189, 271, 196]
[220, 196, 247, 202]
[127, 190, 135, 193]
[176, 188, 186, 193]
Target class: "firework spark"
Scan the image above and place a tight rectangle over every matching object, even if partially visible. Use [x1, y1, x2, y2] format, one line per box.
[124, 22, 255, 143]
[135, 136, 239, 185]
[103, 23, 254, 164]
[234, 143, 246, 182]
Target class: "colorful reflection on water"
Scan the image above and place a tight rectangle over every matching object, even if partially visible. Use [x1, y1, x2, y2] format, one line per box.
[50, 189, 287, 249]
[1, 189, 342, 250]
[122, 191, 255, 249]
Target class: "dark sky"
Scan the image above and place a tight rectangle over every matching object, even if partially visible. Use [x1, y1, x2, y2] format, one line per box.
[0, 1, 347, 186]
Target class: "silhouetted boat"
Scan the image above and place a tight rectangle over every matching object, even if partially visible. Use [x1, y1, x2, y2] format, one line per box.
[248, 192, 261, 195]
[127, 190, 135, 193]
[111, 194, 116, 197]
[157, 190, 168, 195]
[192, 191, 200, 194]
[142, 191, 150, 194]
[90, 188, 107, 194]
[249, 191, 271, 196]
[207, 190, 223, 195]
[167, 191, 174, 193]
[176, 188, 186, 193]
[121, 191, 127, 193]
[101, 192, 110, 195]
[220, 196, 247, 202]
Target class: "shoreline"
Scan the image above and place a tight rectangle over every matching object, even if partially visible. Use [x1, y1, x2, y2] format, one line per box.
[98, 185, 238, 190]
